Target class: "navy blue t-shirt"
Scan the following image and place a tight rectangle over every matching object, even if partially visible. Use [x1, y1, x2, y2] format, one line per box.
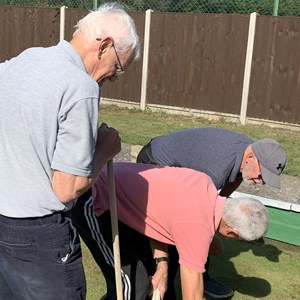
[150, 128, 253, 190]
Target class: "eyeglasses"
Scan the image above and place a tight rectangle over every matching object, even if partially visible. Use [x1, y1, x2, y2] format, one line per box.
[112, 44, 124, 75]
[96, 38, 124, 76]
[253, 174, 264, 184]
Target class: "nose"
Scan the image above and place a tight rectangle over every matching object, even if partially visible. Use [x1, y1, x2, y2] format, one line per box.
[109, 74, 118, 82]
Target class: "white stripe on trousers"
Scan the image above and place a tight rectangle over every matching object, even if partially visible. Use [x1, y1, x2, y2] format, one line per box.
[83, 196, 131, 299]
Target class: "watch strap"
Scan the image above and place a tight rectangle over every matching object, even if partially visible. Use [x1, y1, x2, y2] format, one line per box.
[154, 257, 169, 264]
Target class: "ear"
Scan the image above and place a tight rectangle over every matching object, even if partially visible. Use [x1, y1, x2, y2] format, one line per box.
[218, 220, 241, 240]
[225, 228, 240, 240]
[97, 36, 113, 58]
[245, 150, 256, 164]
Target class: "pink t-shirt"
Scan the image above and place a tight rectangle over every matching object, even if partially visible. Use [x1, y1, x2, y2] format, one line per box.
[93, 162, 226, 273]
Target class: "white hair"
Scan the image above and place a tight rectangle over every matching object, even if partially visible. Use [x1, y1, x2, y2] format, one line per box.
[73, 2, 140, 60]
[222, 197, 269, 241]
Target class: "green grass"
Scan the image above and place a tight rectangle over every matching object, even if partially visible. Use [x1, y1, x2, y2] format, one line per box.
[207, 237, 300, 299]
[99, 104, 300, 177]
[82, 237, 300, 299]
[82, 241, 105, 299]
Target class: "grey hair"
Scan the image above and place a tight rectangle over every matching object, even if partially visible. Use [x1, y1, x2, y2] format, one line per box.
[222, 197, 269, 241]
[73, 2, 140, 60]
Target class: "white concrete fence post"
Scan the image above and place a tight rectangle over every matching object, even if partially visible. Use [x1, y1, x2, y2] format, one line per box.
[60, 6, 67, 41]
[240, 12, 258, 125]
[140, 9, 153, 111]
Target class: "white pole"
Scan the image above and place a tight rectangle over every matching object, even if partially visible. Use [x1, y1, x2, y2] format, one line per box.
[240, 12, 257, 125]
[140, 9, 153, 111]
[93, 0, 97, 10]
[107, 160, 123, 300]
[60, 6, 67, 41]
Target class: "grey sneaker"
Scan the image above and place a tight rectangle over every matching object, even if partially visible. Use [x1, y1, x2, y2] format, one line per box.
[204, 278, 234, 299]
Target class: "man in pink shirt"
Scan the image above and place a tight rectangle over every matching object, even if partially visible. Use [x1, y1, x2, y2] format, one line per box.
[72, 162, 268, 299]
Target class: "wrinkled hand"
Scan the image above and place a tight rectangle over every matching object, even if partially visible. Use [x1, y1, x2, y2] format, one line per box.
[148, 262, 168, 299]
[91, 123, 121, 180]
[95, 122, 121, 161]
[209, 235, 224, 256]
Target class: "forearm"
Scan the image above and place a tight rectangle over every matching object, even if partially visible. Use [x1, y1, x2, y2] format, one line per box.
[149, 238, 169, 298]
[52, 170, 92, 204]
[150, 238, 168, 258]
[209, 235, 224, 256]
[180, 265, 203, 300]
[219, 177, 243, 197]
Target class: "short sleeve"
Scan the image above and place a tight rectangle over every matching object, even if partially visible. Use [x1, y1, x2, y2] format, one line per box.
[51, 97, 99, 177]
[171, 222, 213, 273]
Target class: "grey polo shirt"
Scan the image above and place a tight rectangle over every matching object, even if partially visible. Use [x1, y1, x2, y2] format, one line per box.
[0, 41, 100, 217]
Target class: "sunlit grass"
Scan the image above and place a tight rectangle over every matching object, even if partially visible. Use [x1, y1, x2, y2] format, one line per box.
[82, 237, 300, 299]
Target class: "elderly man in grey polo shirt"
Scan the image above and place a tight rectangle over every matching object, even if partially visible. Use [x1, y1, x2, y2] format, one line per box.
[0, 3, 140, 299]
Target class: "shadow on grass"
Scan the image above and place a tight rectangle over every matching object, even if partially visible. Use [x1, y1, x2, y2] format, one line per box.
[206, 237, 282, 299]
[89, 237, 284, 299]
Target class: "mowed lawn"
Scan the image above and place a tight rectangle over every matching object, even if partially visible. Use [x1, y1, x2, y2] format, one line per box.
[82, 235, 300, 299]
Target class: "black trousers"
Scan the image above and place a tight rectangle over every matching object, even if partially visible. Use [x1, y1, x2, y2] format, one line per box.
[71, 191, 153, 300]
[136, 142, 211, 299]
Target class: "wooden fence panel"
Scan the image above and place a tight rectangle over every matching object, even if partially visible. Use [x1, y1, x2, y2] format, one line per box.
[248, 15, 300, 124]
[100, 12, 145, 104]
[0, 6, 60, 61]
[146, 12, 249, 114]
[1, 6, 299, 126]
[64, 8, 88, 41]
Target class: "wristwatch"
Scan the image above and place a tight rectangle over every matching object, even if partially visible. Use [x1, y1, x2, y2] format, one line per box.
[154, 257, 169, 264]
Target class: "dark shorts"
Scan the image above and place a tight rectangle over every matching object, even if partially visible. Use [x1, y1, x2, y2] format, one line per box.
[0, 211, 86, 300]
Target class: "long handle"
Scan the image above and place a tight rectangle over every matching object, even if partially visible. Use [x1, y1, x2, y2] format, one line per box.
[107, 159, 123, 300]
